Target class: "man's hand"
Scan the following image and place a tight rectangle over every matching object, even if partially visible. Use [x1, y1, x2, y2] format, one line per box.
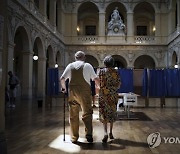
[61, 88, 67, 93]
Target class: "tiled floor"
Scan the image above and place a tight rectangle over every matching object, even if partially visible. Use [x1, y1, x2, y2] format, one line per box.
[5, 98, 180, 154]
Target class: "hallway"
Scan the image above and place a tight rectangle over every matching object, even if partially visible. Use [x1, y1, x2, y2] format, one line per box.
[5, 98, 180, 154]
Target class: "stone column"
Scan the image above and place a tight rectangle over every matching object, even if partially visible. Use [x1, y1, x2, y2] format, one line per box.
[0, 0, 8, 153]
[177, 0, 180, 31]
[29, 0, 34, 11]
[99, 11, 105, 43]
[71, 12, 77, 37]
[57, 1, 62, 32]
[37, 57, 46, 98]
[48, 60, 56, 68]
[39, 0, 47, 22]
[21, 51, 33, 99]
[127, 11, 134, 43]
[7, 41, 15, 72]
[155, 11, 161, 43]
[168, 8, 176, 35]
[50, 0, 56, 29]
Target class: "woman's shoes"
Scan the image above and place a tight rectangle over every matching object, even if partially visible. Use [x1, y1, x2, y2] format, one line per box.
[102, 135, 108, 143]
[102, 133, 115, 143]
[109, 133, 114, 139]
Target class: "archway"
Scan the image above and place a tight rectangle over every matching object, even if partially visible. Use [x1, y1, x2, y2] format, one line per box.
[134, 2, 155, 36]
[134, 55, 155, 69]
[14, 26, 30, 97]
[172, 51, 178, 68]
[77, 2, 99, 35]
[112, 55, 127, 68]
[85, 55, 99, 68]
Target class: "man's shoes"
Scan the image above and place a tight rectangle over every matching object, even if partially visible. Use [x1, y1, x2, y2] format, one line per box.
[71, 139, 78, 144]
[102, 135, 108, 143]
[109, 133, 114, 139]
[86, 135, 93, 143]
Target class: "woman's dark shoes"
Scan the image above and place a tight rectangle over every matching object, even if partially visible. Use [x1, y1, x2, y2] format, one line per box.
[109, 133, 114, 139]
[86, 135, 93, 143]
[102, 135, 108, 143]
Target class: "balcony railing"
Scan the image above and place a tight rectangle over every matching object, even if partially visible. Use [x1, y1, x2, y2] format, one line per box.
[77, 36, 99, 44]
[134, 36, 155, 44]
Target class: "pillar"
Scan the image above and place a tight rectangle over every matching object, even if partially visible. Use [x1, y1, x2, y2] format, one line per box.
[39, 0, 47, 22]
[99, 11, 105, 42]
[155, 11, 161, 43]
[37, 57, 46, 98]
[7, 41, 15, 72]
[168, 8, 176, 35]
[49, 0, 56, 29]
[177, 0, 180, 31]
[29, 0, 34, 11]
[57, 1, 62, 32]
[127, 10, 134, 43]
[21, 51, 33, 98]
[71, 12, 77, 36]
[0, 0, 7, 153]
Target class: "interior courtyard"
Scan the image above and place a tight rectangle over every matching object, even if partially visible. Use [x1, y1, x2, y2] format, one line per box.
[0, 0, 180, 153]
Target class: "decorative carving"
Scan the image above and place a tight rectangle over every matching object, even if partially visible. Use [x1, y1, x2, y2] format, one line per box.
[107, 7, 126, 36]
[127, 51, 135, 62]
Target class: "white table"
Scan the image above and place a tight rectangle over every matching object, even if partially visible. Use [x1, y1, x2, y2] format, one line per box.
[117, 93, 138, 118]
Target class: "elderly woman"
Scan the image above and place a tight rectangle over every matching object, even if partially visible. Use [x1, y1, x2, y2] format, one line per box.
[98, 55, 121, 143]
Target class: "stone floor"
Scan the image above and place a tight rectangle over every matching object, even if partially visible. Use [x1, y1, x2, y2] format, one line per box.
[5, 98, 180, 154]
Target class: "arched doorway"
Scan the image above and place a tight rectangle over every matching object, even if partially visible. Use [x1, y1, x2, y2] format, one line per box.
[172, 51, 178, 68]
[134, 55, 155, 69]
[112, 55, 127, 68]
[134, 2, 155, 36]
[77, 2, 99, 36]
[85, 55, 99, 68]
[14, 26, 30, 97]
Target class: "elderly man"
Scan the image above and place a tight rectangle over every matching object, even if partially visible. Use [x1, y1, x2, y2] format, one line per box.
[60, 51, 99, 143]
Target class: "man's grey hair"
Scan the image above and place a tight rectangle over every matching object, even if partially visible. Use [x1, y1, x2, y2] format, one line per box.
[75, 51, 85, 60]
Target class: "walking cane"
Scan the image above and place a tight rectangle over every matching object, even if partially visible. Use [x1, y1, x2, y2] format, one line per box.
[62, 89, 66, 141]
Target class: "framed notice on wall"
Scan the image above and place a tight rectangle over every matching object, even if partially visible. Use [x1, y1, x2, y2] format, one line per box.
[0, 15, 4, 50]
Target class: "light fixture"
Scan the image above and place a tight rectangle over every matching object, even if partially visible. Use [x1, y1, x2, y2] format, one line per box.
[174, 64, 178, 68]
[77, 26, 80, 32]
[33, 55, 38, 61]
[55, 64, 58, 68]
[153, 26, 156, 32]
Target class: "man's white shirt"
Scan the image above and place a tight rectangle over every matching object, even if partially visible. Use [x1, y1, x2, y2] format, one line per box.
[60, 61, 97, 85]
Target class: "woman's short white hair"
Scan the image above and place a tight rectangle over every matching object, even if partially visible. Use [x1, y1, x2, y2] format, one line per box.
[75, 51, 85, 60]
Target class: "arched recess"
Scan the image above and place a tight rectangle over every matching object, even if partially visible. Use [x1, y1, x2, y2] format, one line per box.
[85, 55, 99, 68]
[14, 26, 30, 97]
[134, 2, 155, 36]
[46, 45, 54, 94]
[134, 55, 155, 69]
[32, 37, 45, 97]
[172, 51, 178, 68]
[112, 55, 127, 68]
[77, 2, 99, 35]
[106, 2, 127, 33]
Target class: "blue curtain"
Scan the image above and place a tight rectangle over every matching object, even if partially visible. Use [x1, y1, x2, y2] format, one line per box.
[165, 69, 180, 96]
[142, 69, 148, 96]
[47, 68, 59, 96]
[149, 69, 165, 97]
[118, 69, 134, 93]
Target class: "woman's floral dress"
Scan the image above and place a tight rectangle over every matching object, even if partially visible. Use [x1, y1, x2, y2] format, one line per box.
[98, 68, 121, 123]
